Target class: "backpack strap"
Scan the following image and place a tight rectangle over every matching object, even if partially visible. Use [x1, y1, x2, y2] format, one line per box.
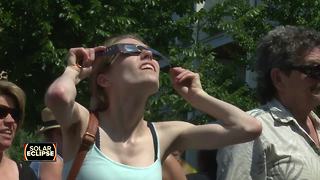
[67, 113, 99, 180]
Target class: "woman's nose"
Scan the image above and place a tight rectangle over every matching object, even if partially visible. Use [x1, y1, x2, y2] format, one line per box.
[140, 50, 153, 61]
[3, 113, 16, 124]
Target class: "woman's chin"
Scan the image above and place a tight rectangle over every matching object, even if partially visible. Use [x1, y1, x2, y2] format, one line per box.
[0, 142, 12, 151]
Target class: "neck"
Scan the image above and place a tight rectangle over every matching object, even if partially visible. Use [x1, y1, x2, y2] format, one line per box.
[277, 96, 311, 124]
[0, 152, 9, 168]
[100, 90, 149, 140]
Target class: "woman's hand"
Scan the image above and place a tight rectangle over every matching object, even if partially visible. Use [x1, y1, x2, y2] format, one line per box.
[66, 46, 105, 80]
[169, 67, 204, 103]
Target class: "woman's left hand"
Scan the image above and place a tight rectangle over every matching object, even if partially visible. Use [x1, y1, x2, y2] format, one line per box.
[169, 67, 204, 102]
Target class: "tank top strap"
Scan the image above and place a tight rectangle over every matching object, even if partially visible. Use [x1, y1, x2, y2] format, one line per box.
[95, 127, 100, 149]
[147, 121, 158, 162]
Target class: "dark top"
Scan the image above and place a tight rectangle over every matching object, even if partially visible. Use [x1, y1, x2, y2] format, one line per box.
[17, 162, 37, 180]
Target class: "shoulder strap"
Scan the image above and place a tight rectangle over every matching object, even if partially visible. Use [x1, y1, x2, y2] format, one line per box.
[147, 122, 158, 162]
[67, 113, 99, 180]
[95, 128, 100, 150]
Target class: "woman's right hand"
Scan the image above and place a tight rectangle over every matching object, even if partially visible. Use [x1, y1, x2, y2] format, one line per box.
[66, 46, 105, 80]
[169, 67, 204, 104]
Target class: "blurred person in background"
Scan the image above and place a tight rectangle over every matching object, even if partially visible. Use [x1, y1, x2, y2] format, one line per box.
[30, 107, 63, 180]
[162, 154, 187, 180]
[0, 71, 37, 180]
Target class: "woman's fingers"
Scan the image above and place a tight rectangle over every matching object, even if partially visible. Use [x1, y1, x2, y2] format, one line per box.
[68, 47, 89, 67]
[68, 46, 106, 67]
[94, 46, 106, 52]
[177, 71, 196, 83]
[171, 67, 197, 84]
[81, 48, 95, 67]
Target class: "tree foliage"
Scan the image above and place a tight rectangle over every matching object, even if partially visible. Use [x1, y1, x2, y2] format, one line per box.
[2, 0, 320, 160]
[0, 0, 201, 131]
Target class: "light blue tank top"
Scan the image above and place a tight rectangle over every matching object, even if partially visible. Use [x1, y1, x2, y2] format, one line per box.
[62, 123, 162, 180]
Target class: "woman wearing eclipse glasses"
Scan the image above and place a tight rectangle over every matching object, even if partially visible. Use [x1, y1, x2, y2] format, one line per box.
[45, 34, 262, 180]
[0, 73, 37, 180]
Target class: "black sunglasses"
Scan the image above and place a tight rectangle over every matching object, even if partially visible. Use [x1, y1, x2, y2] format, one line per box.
[95, 43, 172, 73]
[288, 64, 320, 80]
[0, 105, 20, 123]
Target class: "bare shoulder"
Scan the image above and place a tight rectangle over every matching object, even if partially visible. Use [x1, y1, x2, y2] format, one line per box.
[1, 156, 19, 179]
[154, 121, 194, 134]
[153, 121, 196, 159]
[5, 156, 18, 167]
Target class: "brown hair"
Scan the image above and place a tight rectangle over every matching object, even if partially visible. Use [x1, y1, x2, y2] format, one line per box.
[0, 80, 26, 129]
[90, 34, 145, 111]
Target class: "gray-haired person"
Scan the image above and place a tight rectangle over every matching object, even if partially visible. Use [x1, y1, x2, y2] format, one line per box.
[217, 25, 320, 180]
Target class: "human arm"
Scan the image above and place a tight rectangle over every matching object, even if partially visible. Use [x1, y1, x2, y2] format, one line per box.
[166, 67, 262, 150]
[162, 154, 187, 180]
[45, 47, 104, 130]
[39, 159, 63, 180]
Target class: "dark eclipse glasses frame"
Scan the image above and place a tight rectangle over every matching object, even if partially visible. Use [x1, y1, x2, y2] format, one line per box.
[288, 64, 320, 80]
[0, 105, 20, 123]
[95, 43, 172, 73]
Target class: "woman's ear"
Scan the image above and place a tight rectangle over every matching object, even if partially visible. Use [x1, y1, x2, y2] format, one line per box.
[270, 68, 285, 91]
[97, 73, 111, 88]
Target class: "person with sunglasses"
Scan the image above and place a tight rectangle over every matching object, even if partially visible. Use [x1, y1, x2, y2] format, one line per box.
[0, 78, 37, 180]
[217, 25, 320, 180]
[45, 34, 262, 180]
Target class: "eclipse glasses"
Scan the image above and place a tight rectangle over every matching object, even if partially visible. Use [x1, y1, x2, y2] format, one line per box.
[95, 43, 171, 73]
[289, 64, 320, 80]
